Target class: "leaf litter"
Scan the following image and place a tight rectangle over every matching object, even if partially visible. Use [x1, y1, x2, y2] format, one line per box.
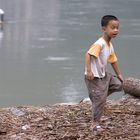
[0, 94, 140, 140]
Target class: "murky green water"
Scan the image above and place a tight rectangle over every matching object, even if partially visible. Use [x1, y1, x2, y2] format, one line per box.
[0, 0, 140, 107]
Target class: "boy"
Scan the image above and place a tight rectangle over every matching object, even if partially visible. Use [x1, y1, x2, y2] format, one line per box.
[85, 15, 123, 132]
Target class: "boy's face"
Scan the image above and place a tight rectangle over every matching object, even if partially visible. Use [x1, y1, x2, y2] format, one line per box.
[102, 20, 119, 38]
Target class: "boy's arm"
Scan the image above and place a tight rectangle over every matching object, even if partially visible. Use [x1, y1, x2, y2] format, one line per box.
[111, 62, 123, 82]
[85, 52, 94, 80]
[85, 44, 101, 80]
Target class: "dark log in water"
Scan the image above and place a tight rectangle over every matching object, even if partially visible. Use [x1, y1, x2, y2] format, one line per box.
[123, 77, 140, 97]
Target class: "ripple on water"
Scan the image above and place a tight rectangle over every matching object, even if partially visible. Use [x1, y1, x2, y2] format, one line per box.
[44, 56, 72, 61]
[38, 37, 66, 41]
[120, 34, 140, 39]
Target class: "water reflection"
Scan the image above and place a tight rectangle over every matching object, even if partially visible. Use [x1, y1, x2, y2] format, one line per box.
[0, 26, 3, 45]
[0, 0, 140, 106]
[62, 83, 79, 103]
[2, 0, 62, 70]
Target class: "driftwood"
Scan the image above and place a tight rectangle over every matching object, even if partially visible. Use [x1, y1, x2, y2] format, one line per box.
[123, 77, 140, 97]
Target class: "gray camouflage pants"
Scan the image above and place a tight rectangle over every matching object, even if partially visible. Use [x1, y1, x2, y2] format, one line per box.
[85, 72, 123, 122]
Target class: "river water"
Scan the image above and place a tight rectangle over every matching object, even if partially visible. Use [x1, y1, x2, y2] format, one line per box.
[0, 0, 140, 107]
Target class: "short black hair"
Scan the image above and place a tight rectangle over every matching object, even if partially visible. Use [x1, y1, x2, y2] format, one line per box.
[101, 15, 118, 27]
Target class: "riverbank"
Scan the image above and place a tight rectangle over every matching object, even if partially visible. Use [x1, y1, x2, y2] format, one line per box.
[0, 94, 140, 140]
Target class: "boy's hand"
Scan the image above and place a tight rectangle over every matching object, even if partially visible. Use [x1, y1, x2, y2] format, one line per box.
[86, 71, 94, 80]
[117, 74, 123, 83]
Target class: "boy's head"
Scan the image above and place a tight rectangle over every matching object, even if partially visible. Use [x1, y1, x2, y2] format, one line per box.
[101, 15, 119, 38]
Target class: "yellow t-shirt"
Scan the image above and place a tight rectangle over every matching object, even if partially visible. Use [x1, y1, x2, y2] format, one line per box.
[85, 37, 117, 78]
